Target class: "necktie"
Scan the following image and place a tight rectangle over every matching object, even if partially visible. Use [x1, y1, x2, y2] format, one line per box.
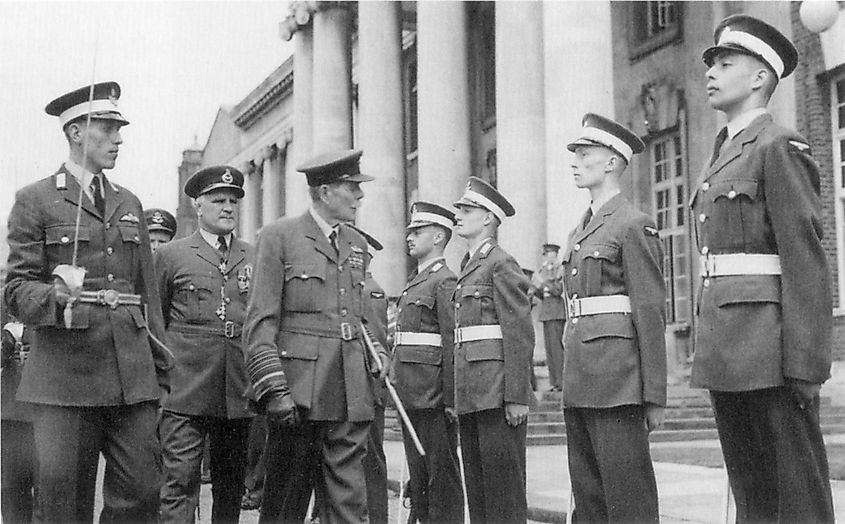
[90, 175, 105, 216]
[329, 229, 339, 254]
[217, 235, 228, 257]
[581, 208, 593, 230]
[709, 127, 728, 166]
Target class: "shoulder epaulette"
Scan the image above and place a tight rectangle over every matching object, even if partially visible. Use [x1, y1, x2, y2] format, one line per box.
[788, 139, 812, 155]
[480, 242, 493, 256]
[430, 262, 443, 273]
[55, 172, 67, 190]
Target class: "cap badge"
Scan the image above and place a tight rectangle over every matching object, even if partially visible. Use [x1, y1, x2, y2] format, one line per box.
[109, 88, 118, 107]
[151, 211, 164, 224]
[221, 169, 234, 184]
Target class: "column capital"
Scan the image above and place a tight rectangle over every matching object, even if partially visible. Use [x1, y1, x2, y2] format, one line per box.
[280, 1, 318, 41]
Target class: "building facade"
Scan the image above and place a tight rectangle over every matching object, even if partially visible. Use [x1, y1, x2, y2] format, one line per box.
[191, 1, 845, 372]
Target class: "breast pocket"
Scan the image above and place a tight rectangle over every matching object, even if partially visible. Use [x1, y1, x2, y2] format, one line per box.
[581, 243, 620, 296]
[284, 263, 326, 312]
[45, 224, 90, 266]
[400, 295, 435, 331]
[707, 178, 759, 249]
[178, 280, 214, 323]
[457, 285, 494, 325]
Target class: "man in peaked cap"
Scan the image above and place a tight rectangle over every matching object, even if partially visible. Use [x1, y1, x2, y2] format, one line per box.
[4, 81, 171, 522]
[145, 208, 178, 253]
[244, 149, 385, 523]
[562, 113, 666, 522]
[156, 165, 255, 523]
[452, 178, 534, 523]
[692, 14, 834, 522]
[391, 201, 464, 524]
[529, 243, 567, 393]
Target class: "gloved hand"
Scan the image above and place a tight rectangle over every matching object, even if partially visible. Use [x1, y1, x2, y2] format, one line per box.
[264, 392, 300, 429]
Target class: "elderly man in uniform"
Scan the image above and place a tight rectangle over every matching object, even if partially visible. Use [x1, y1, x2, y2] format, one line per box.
[4, 81, 171, 522]
[530, 243, 567, 392]
[452, 177, 534, 523]
[562, 113, 667, 523]
[155, 166, 255, 523]
[145, 207, 178, 253]
[391, 201, 464, 524]
[691, 15, 834, 522]
[244, 149, 386, 524]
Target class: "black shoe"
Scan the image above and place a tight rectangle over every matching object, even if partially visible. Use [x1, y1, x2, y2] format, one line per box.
[241, 494, 261, 510]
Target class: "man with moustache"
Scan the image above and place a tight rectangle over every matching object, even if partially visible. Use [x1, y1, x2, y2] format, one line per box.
[391, 202, 464, 524]
[4, 81, 171, 522]
[244, 149, 386, 524]
[156, 166, 255, 524]
[452, 177, 534, 523]
[691, 15, 834, 521]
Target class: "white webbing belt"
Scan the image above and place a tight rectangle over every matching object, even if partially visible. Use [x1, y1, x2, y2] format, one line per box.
[567, 295, 631, 318]
[699, 253, 781, 277]
[394, 332, 443, 347]
[454, 325, 503, 344]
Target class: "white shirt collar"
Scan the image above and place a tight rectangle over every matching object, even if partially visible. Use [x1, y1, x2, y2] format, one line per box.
[199, 228, 232, 250]
[590, 190, 620, 216]
[65, 159, 101, 201]
[727, 108, 767, 139]
[309, 207, 337, 239]
[417, 256, 445, 274]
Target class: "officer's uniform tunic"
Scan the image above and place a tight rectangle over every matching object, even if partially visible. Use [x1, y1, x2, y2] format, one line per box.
[244, 211, 374, 524]
[363, 273, 389, 524]
[561, 193, 666, 523]
[453, 238, 534, 524]
[531, 261, 567, 390]
[155, 230, 255, 523]
[690, 113, 834, 522]
[392, 258, 464, 524]
[4, 167, 171, 522]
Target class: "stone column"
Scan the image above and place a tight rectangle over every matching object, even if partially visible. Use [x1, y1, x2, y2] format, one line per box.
[543, 1, 614, 248]
[262, 146, 282, 224]
[312, 1, 353, 152]
[357, 1, 406, 296]
[496, 1, 546, 270]
[417, 1, 472, 269]
[288, 25, 314, 216]
[239, 163, 262, 243]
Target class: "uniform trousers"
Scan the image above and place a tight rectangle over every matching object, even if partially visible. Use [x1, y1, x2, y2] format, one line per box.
[260, 418, 371, 524]
[1, 419, 36, 524]
[710, 387, 834, 523]
[403, 408, 464, 524]
[542, 319, 565, 389]
[243, 415, 268, 505]
[459, 408, 527, 524]
[364, 403, 388, 524]
[564, 405, 658, 523]
[159, 411, 251, 524]
[32, 402, 161, 523]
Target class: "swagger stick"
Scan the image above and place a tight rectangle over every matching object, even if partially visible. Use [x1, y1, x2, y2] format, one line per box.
[361, 323, 426, 456]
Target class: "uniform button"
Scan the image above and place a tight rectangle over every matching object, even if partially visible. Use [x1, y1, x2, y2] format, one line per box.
[340, 308, 348, 316]
[571, 318, 579, 325]
[339, 288, 346, 296]
[593, 250, 600, 257]
[134, 235, 140, 242]
[703, 278, 711, 288]
[474, 291, 480, 297]
[61, 236, 70, 244]
[189, 284, 195, 291]
[702, 182, 710, 191]
[701, 246, 709, 255]
[456, 284, 462, 290]
[574, 244, 580, 251]
[301, 273, 308, 278]
[107, 274, 115, 282]
[402, 291, 408, 296]
[699, 214, 707, 223]
[727, 190, 737, 199]
[105, 223, 111, 230]
[225, 297, 231, 304]
[281, 350, 288, 357]
[455, 303, 461, 309]
[571, 268, 578, 276]
[106, 247, 114, 255]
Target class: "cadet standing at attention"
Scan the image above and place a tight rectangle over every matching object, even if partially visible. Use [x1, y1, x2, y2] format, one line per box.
[4, 81, 171, 522]
[452, 177, 535, 523]
[529, 243, 567, 392]
[244, 149, 386, 524]
[156, 166, 255, 524]
[145, 207, 178, 253]
[691, 15, 834, 522]
[392, 201, 464, 524]
[562, 113, 667, 523]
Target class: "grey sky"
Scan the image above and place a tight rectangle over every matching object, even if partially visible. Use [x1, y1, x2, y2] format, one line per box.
[0, 1, 293, 222]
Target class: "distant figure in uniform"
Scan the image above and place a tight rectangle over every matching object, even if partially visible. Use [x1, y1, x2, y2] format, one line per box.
[691, 15, 834, 522]
[244, 149, 387, 524]
[452, 177, 534, 523]
[529, 243, 566, 392]
[144, 207, 177, 253]
[156, 166, 255, 524]
[1, 320, 35, 524]
[4, 81, 171, 523]
[392, 201, 464, 524]
[562, 113, 667, 523]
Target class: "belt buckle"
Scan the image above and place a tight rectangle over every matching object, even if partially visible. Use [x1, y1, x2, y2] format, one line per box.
[99, 289, 120, 309]
[702, 254, 715, 278]
[224, 321, 235, 338]
[453, 328, 462, 344]
[340, 322, 353, 341]
[567, 295, 581, 318]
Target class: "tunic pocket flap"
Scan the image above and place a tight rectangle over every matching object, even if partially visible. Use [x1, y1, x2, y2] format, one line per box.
[711, 179, 758, 202]
[396, 347, 442, 365]
[464, 344, 504, 362]
[459, 285, 493, 300]
[716, 279, 781, 307]
[284, 263, 326, 282]
[580, 315, 636, 342]
[46, 224, 90, 244]
[280, 343, 319, 361]
[118, 225, 141, 244]
[582, 243, 619, 262]
[408, 295, 435, 309]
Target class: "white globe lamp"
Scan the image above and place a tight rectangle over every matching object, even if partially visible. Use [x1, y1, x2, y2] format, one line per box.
[800, 0, 840, 33]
